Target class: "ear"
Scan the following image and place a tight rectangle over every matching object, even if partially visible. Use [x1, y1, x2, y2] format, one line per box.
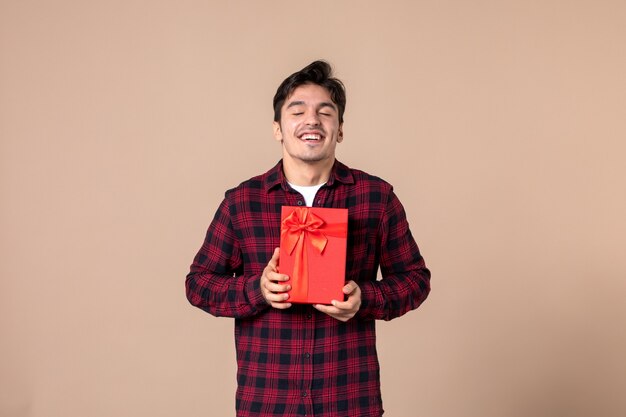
[337, 124, 344, 143]
[273, 121, 283, 142]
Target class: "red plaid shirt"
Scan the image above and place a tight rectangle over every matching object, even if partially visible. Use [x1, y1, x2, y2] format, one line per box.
[186, 160, 430, 417]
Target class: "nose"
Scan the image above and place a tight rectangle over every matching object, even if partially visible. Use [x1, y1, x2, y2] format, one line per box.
[304, 109, 320, 126]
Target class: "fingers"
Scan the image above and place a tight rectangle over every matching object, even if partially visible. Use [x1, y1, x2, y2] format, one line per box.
[313, 303, 341, 315]
[264, 270, 290, 289]
[326, 296, 359, 313]
[262, 279, 292, 309]
[269, 299, 292, 309]
[313, 281, 361, 322]
[313, 303, 352, 322]
[261, 248, 292, 309]
[330, 298, 357, 310]
[265, 269, 287, 280]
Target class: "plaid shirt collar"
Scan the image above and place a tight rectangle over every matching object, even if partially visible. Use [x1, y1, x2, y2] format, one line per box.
[263, 159, 355, 192]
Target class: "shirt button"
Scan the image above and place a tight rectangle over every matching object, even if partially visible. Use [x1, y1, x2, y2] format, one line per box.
[297, 201, 303, 206]
[306, 313, 312, 319]
[302, 391, 308, 397]
[304, 352, 311, 359]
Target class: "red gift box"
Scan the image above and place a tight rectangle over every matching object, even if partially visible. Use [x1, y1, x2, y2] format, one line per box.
[279, 206, 348, 304]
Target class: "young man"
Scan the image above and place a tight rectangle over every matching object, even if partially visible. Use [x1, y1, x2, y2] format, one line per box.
[186, 61, 431, 417]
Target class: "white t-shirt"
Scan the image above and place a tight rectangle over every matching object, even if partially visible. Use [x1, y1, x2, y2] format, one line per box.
[288, 182, 325, 207]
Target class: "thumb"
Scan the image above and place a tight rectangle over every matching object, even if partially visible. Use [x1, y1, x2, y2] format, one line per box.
[269, 247, 280, 267]
[343, 280, 358, 295]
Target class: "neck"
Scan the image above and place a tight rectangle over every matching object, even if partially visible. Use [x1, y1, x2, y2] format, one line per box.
[282, 157, 334, 186]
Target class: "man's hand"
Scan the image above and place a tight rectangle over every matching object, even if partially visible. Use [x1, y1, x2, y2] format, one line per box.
[261, 248, 292, 309]
[313, 281, 361, 322]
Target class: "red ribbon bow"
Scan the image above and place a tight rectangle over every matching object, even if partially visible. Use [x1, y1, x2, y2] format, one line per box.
[281, 207, 347, 301]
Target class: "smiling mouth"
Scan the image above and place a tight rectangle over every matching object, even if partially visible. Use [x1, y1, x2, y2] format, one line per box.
[300, 133, 323, 142]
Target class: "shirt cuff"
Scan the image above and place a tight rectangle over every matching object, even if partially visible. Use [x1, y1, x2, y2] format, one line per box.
[245, 274, 271, 313]
[357, 281, 384, 320]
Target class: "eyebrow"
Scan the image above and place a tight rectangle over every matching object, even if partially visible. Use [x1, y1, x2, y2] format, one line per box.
[286, 100, 337, 111]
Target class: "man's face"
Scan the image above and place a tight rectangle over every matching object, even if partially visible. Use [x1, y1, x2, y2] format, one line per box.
[273, 83, 343, 167]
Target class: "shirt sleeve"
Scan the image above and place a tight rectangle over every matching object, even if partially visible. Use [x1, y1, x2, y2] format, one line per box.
[185, 197, 270, 319]
[357, 190, 431, 321]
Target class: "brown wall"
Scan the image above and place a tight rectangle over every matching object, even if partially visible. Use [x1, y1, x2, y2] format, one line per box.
[1, 1, 625, 416]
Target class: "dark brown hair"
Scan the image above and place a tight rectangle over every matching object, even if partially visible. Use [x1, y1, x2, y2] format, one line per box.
[272, 60, 346, 123]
